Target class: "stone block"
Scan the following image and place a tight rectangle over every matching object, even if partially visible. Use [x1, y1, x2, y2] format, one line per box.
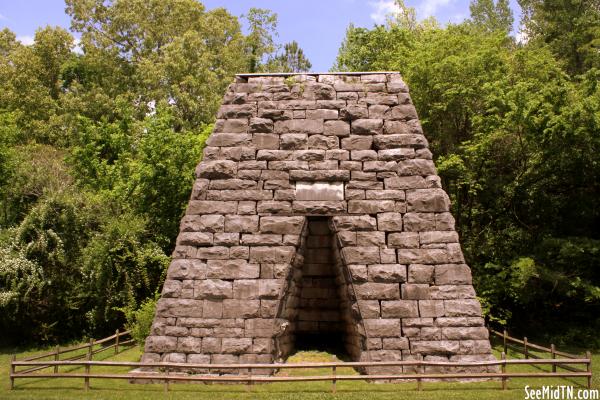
[145, 336, 177, 353]
[441, 327, 489, 340]
[364, 319, 401, 337]
[252, 133, 279, 149]
[435, 264, 472, 285]
[429, 285, 476, 299]
[444, 299, 482, 317]
[341, 135, 373, 150]
[419, 300, 445, 317]
[411, 340, 459, 355]
[377, 212, 403, 231]
[381, 300, 418, 318]
[406, 189, 450, 212]
[401, 283, 430, 300]
[194, 279, 233, 299]
[332, 215, 377, 231]
[388, 232, 419, 248]
[340, 105, 369, 120]
[355, 282, 399, 300]
[250, 118, 274, 133]
[260, 216, 305, 234]
[156, 299, 204, 318]
[352, 119, 383, 135]
[222, 338, 253, 354]
[368, 264, 407, 283]
[403, 213, 436, 231]
[207, 259, 260, 279]
[383, 337, 409, 350]
[249, 246, 295, 263]
[195, 160, 238, 179]
[178, 337, 203, 353]
[348, 200, 395, 214]
[224, 215, 259, 233]
[222, 300, 260, 318]
[324, 120, 350, 136]
[342, 247, 381, 264]
[408, 264, 434, 284]
[167, 259, 207, 280]
[420, 231, 459, 244]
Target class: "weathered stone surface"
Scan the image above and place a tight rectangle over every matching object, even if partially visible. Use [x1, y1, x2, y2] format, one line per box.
[365, 319, 401, 337]
[406, 189, 450, 212]
[207, 260, 260, 279]
[355, 282, 400, 300]
[196, 160, 238, 179]
[368, 264, 407, 283]
[194, 279, 233, 299]
[260, 216, 305, 234]
[435, 264, 472, 285]
[381, 300, 418, 318]
[145, 72, 492, 372]
[352, 119, 383, 135]
[324, 120, 350, 136]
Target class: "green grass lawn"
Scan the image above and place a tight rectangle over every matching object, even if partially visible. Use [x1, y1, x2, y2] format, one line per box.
[1, 339, 597, 400]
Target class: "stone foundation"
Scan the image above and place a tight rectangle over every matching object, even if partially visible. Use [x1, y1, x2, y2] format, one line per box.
[143, 72, 496, 374]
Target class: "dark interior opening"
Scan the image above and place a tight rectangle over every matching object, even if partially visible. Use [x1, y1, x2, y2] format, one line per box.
[274, 217, 363, 363]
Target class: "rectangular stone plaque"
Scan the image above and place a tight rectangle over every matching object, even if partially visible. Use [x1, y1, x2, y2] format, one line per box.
[295, 182, 344, 201]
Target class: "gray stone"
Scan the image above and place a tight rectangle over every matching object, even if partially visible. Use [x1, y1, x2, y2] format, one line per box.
[352, 119, 383, 135]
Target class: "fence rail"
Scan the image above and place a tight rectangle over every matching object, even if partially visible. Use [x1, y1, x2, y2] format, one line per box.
[9, 329, 133, 390]
[8, 328, 592, 393]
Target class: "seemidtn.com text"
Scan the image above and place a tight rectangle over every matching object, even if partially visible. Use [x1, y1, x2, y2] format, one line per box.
[525, 386, 599, 400]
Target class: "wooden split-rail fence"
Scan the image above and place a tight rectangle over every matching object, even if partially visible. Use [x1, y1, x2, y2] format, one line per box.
[8, 328, 593, 393]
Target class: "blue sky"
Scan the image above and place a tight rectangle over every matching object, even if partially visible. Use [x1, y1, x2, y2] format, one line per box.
[0, 0, 522, 71]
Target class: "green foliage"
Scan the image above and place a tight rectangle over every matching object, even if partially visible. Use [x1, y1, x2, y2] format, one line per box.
[469, 0, 514, 32]
[243, 8, 278, 73]
[519, 0, 600, 75]
[265, 41, 312, 72]
[335, 9, 600, 343]
[121, 294, 159, 346]
[81, 213, 168, 333]
[0, 0, 303, 346]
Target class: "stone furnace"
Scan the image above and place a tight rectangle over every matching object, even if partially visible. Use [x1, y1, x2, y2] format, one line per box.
[143, 72, 495, 373]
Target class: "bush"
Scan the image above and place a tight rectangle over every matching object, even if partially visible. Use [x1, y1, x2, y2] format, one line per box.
[122, 295, 159, 346]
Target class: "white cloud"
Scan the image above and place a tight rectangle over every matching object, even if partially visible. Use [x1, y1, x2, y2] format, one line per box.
[16, 35, 35, 46]
[416, 0, 452, 19]
[73, 38, 83, 54]
[368, 0, 400, 24]
[368, 0, 455, 23]
[0, 13, 7, 20]
[449, 12, 467, 23]
[515, 29, 529, 44]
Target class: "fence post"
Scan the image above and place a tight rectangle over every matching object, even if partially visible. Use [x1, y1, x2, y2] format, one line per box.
[501, 352, 507, 390]
[115, 329, 120, 355]
[551, 344, 556, 373]
[417, 363, 424, 391]
[9, 354, 15, 390]
[84, 338, 93, 391]
[164, 365, 169, 393]
[246, 367, 252, 392]
[586, 351, 592, 389]
[503, 330, 508, 355]
[54, 345, 59, 374]
[524, 337, 528, 359]
[332, 365, 337, 394]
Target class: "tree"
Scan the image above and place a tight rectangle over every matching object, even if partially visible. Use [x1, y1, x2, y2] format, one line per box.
[65, 0, 246, 129]
[266, 41, 312, 72]
[469, 0, 514, 33]
[243, 8, 278, 73]
[519, 0, 600, 75]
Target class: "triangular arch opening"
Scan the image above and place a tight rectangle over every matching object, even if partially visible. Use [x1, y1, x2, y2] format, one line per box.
[273, 216, 365, 362]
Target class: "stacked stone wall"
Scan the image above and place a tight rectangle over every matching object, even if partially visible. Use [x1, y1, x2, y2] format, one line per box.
[143, 72, 495, 374]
